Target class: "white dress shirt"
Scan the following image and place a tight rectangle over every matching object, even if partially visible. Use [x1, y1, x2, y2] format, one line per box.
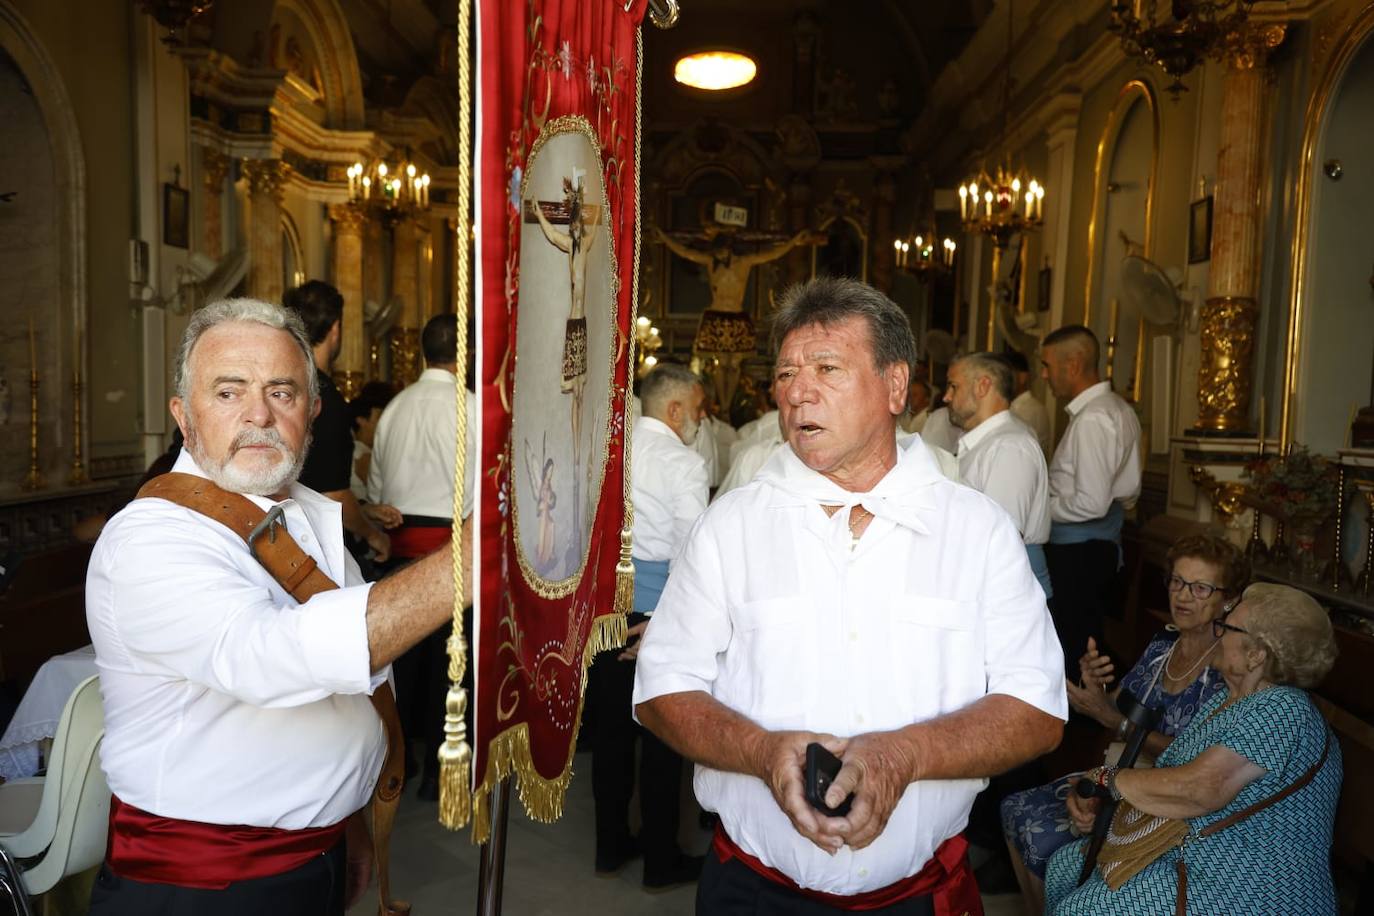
[711, 415, 739, 478]
[1048, 381, 1141, 522]
[367, 368, 477, 520]
[899, 407, 929, 435]
[956, 410, 1051, 545]
[631, 416, 709, 563]
[692, 416, 722, 488]
[731, 409, 779, 465]
[919, 405, 963, 454]
[87, 450, 387, 829]
[634, 438, 1065, 895]
[716, 424, 785, 498]
[1010, 390, 1052, 455]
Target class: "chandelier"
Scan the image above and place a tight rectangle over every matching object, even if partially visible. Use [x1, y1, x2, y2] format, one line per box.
[634, 316, 664, 378]
[1109, 0, 1256, 98]
[347, 152, 431, 212]
[137, 1, 212, 44]
[958, 0, 1045, 250]
[895, 234, 956, 281]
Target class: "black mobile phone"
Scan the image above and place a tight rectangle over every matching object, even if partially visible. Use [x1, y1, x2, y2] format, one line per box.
[804, 742, 853, 817]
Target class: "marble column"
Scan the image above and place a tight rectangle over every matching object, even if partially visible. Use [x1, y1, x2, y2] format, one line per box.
[201, 148, 230, 260]
[390, 214, 421, 384]
[417, 219, 434, 324]
[1042, 94, 1081, 328]
[1195, 25, 1286, 433]
[329, 202, 367, 400]
[242, 158, 291, 303]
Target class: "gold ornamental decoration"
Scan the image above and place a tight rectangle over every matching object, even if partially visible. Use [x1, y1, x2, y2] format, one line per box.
[1196, 295, 1259, 432]
[1217, 22, 1286, 70]
[389, 327, 422, 385]
[241, 158, 291, 204]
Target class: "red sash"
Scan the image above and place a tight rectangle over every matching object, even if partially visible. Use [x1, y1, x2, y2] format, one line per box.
[106, 795, 346, 889]
[388, 524, 451, 559]
[712, 824, 983, 915]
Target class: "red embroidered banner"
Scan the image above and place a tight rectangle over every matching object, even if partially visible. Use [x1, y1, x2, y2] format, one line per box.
[472, 0, 645, 835]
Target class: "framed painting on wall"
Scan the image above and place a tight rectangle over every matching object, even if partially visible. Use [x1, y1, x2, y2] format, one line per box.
[163, 183, 189, 249]
[1188, 196, 1213, 264]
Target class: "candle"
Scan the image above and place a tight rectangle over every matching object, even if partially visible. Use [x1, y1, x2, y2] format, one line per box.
[959, 185, 967, 221]
[28, 317, 36, 370]
[1257, 395, 1266, 454]
[1108, 297, 1119, 343]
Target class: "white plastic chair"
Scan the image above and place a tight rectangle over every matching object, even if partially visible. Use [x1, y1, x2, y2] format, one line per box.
[0, 675, 103, 858]
[17, 729, 109, 897]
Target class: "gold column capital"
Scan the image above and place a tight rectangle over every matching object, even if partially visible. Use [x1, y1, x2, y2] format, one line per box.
[1196, 295, 1260, 432]
[333, 370, 364, 401]
[202, 148, 231, 191]
[329, 201, 367, 234]
[242, 158, 291, 203]
[1218, 23, 1286, 70]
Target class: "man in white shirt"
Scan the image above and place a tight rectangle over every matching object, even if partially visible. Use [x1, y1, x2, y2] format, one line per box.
[588, 363, 709, 889]
[919, 403, 962, 454]
[1005, 349, 1052, 455]
[366, 313, 478, 801]
[1040, 324, 1142, 679]
[634, 277, 1065, 914]
[944, 352, 1052, 601]
[716, 408, 784, 498]
[86, 299, 468, 915]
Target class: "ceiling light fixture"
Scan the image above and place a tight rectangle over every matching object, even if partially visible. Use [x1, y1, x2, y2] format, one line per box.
[674, 51, 757, 91]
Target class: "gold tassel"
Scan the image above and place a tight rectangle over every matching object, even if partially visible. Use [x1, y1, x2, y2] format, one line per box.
[613, 523, 635, 614]
[438, 631, 473, 829]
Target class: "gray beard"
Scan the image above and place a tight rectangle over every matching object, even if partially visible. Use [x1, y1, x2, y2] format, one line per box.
[185, 425, 310, 496]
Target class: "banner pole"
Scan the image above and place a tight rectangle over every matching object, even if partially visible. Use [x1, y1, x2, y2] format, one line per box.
[475, 778, 511, 916]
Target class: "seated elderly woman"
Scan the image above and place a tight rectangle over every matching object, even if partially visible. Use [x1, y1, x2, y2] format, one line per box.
[1044, 583, 1341, 914]
[1001, 533, 1248, 911]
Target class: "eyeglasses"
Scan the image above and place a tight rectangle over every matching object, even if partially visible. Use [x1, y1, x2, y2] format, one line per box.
[1212, 611, 1248, 638]
[1164, 573, 1222, 600]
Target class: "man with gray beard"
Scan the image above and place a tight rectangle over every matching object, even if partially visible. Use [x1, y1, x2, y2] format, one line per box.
[85, 298, 470, 916]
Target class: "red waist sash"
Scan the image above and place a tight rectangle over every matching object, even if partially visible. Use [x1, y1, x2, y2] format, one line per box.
[389, 523, 451, 559]
[106, 795, 346, 889]
[712, 824, 982, 915]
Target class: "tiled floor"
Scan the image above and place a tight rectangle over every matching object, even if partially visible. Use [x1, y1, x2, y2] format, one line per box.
[351, 751, 1026, 915]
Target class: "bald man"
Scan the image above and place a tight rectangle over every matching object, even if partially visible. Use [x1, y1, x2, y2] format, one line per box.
[1039, 325, 1141, 679]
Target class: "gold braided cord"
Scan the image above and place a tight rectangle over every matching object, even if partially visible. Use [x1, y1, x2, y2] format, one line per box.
[438, 0, 474, 831]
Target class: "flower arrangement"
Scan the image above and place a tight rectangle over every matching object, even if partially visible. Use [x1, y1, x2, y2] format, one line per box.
[1243, 445, 1340, 529]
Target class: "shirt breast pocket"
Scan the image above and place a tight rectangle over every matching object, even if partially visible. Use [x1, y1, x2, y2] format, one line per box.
[728, 597, 810, 728]
[889, 596, 984, 718]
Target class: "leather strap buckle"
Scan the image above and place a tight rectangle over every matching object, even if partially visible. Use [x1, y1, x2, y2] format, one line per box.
[246, 505, 286, 559]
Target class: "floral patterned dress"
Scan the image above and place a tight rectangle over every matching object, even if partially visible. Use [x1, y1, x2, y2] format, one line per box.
[1044, 686, 1340, 915]
[1000, 632, 1224, 878]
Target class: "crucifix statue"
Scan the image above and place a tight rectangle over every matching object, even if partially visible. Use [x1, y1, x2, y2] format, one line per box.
[524, 174, 603, 570]
[653, 222, 820, 410]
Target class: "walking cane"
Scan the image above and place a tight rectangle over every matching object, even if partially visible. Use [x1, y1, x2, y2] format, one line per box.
[1074, 688, 1161, 886]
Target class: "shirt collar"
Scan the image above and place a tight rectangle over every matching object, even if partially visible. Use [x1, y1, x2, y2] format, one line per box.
[418, 367, 456, 383]
[1065, 380, 1112, 416]
[635, 415, 686, 445]
[956, 408, 1013, 455]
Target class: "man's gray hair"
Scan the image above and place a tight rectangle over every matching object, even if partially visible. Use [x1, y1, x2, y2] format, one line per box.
[640, 363, 703, 419]
[174, 298, 319, 405]
[770, 277, 918, 374]
[953, 351, 1015, 403]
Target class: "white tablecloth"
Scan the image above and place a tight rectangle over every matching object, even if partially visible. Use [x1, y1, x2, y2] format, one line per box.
[0, 645, 98, 780]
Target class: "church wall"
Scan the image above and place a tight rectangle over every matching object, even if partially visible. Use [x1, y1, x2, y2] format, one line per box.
[6, 0, 142, 480]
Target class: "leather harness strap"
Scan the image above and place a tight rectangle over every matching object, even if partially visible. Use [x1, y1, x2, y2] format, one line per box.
[137, 472, 411, 916]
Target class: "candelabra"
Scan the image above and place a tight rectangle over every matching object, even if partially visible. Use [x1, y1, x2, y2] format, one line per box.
[347, 153, 431, 213]
[1109, 0, 1257, 98]
[22, 367, 44, 491]
[959, 163, 1044, 249]
[634, 316, 664, 379]
[69, 371, 88, 485]
[895, 235, 956, 282]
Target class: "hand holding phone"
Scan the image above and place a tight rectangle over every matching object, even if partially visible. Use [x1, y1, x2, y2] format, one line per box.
[804, 742, 853, 818]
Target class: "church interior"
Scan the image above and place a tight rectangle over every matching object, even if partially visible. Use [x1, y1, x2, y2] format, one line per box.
[3, 0, 1374, 912]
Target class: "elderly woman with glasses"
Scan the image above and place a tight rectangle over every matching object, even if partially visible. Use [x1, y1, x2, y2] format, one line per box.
[1044, 583, 1341, 914]
[1001, 533, 1248, 912]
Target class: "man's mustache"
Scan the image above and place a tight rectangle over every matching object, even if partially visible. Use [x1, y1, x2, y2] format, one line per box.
[229, 427, 289, 455]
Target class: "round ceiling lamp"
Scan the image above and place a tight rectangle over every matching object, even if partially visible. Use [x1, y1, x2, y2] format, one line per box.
[674, 51, 757, 91]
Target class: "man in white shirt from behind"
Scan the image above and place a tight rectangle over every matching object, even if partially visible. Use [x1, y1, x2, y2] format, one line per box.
[1005, 349, 1052, 455]
[634, 278, 1065, 914]
[86, 299, 468, 915]
[588, 363, 709, 889]
[943, 352, 1053, 601]
[1040, 324, 1142, 680]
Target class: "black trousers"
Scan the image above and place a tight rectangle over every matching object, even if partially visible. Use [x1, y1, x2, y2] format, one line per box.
[1045, 539, 1121, 682]
[88, 840, 345, 916]
[695, 854, 935, 916]
[585, 613, 684, 871]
